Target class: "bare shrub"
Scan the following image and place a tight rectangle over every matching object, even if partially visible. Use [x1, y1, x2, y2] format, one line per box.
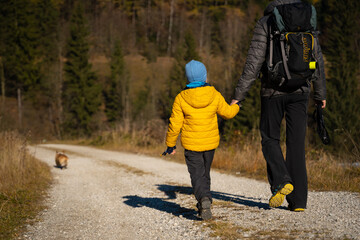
[0, 131, 51, 192]
[142, 118, 167, 145]
[0, 131, 29, 191]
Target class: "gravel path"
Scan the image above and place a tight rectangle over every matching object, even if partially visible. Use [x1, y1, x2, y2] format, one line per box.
[22, 144, 359, 240]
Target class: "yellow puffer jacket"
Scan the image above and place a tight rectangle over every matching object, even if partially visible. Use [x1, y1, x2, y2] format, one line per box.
[166, 86, 239, 152]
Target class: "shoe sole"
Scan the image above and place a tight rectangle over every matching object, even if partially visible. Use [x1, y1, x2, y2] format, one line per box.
[200, 199, 212, 220]
[292, 208, 305, 212]
[269, 183, 294, 208]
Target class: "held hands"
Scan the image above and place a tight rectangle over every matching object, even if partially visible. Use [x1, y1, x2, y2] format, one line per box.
[162, 146, 176, 156]
[231, 99, 241, 106]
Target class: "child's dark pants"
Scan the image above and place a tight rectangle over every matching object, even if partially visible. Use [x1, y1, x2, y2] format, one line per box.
[260, 93, 309, 209]
[184, 149, 215, 203]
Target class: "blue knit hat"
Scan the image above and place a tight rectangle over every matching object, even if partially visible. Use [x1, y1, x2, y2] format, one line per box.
[185, 60, 207, 83]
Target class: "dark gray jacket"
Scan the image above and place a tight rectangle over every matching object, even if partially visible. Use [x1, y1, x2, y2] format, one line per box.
[234, 0, 326, 102]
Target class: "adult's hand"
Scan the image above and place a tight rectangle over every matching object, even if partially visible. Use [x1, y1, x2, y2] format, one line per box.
[316, 100, 326, 109]
[231, 99, 239, 105]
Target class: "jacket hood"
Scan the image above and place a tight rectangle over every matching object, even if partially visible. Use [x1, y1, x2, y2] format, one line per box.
[180, 86, 216, 109]
[264, 0, 301, 16]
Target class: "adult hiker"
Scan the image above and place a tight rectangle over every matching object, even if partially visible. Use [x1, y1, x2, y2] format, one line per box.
[231, 0, 326, 211]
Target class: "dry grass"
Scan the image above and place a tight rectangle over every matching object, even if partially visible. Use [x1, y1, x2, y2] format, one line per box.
[83, 124, 360, 193]
[86, 119, 168, 154]
[205, 220, 244, 239]
[204, 219, 306, 240]
[213, 139, 267, 181]
[0, 131, 52, 239]
[307, 149, 360, 192]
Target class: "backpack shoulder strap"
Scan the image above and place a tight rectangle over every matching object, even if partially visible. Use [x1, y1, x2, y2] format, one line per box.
[312, 31, 320, 58]
[269, 24, 274, 68]
[273, 7, 285, 32]
[279, 34, 291, 80]
[310, 5, 317, 31]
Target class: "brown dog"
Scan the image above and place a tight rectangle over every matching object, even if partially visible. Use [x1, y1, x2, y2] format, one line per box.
[55, 151, 68, 169]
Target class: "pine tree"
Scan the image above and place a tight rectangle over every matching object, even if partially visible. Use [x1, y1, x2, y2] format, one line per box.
[318, 0, 360, 153]
[0, 0, 42, 97]
[104, 40, 125, 123]
[62, 2, 101, 136]
[36, 0, 59, 64]
[133, 78, 151, 120]
[209, 6, 226, 55]
[33, 0, 59, 104]
[184, 30, 201, 62]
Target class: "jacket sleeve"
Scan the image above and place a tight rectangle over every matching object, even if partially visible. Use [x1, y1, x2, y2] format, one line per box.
[165, 94, 184, 147]
[216, 92, 240, 120]
[234, 17, 268, 101]
[312, 34, 326, 101]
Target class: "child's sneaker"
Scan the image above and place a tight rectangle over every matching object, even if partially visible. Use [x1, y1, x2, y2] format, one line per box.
[269, 183, 293, 208]
[198, 197, 212, 220]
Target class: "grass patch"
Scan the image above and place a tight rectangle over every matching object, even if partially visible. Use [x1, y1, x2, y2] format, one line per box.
[205, 220, 244, 239]
[307, 151, 360, 192]
[0, 131, 52, 239]
[199, 200, 319, 240]
[252, 229, 300, 239]
[101, 160, 154, 176]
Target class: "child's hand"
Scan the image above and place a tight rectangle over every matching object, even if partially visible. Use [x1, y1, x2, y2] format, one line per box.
[162, 146, 176, 156]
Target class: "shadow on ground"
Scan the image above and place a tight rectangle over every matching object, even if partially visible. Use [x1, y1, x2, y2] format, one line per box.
[123, 195, 200, 220]
[123, 184, 271, 220]
[157, 184, 270, 210]
[53, 165, 67, 170]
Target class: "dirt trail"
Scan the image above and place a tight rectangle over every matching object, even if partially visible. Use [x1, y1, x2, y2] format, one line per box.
[22, 144, 360, 239]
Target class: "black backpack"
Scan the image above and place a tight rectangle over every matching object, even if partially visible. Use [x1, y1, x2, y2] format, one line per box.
[267, 2, 318, 91]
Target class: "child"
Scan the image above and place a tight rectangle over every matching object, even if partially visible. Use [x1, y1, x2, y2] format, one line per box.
[162, 60, 240, 220]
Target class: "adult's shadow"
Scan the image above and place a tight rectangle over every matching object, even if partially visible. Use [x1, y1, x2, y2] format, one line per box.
[123, 195, 200, 220]
[157, 184, 270, 210]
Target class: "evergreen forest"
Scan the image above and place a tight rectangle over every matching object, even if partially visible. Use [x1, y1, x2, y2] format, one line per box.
[0, 0, 359, 161]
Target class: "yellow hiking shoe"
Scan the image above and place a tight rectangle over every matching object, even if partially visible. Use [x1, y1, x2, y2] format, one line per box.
[269, 183, 294, 208]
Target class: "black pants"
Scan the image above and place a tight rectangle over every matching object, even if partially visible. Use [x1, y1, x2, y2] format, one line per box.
[260, 93, 309, 209]
[184, 149, 215, 203]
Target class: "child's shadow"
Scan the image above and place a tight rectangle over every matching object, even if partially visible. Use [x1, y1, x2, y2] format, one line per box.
[123, 195, 200, 220]
[157, 184, 270, 210]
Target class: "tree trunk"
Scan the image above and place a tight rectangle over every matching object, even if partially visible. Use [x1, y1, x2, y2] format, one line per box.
[167, 0, 175, 55]
[157, 0, 165, 46]
[0, 57, 5, 112]
[54, 44, 63, 139]
[17, 88, 22, 129]
[200, 10, 206, 52]
[131, 2, 137, 49]
[124, 93, 131, 134]
[146, 0, 151, 39]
